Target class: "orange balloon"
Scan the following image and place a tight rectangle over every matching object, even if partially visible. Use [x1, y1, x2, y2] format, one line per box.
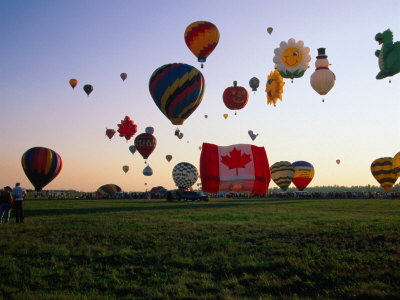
[69, 79, 77, 89]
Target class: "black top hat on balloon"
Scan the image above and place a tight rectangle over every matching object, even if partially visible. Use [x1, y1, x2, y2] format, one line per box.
[316, 48, 328, 59]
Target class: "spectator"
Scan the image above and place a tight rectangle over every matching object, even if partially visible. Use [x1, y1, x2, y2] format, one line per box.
[12, 183, 26, 224]
[0, 186, 14, 224]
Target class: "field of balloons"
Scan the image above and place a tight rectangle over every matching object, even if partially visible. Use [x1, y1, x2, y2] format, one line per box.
[19, 22, 400, 196]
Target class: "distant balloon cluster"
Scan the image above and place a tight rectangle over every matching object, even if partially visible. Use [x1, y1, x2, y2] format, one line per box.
[270, 161, 314, 192]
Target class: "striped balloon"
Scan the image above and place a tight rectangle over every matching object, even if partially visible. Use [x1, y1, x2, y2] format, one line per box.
[184, 21, 219, 66]
[270, 161, 294, 191]
[370, 157, 398, 192]
[97, 184, 121, 196]
[292, 161, 314, 191]
[149, 63, 205, 125]
[134, 133, 157, 159]
[21, 147, 62, 191]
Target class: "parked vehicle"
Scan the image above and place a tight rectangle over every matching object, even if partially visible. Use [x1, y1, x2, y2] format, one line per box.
[166, 190, 209, 202]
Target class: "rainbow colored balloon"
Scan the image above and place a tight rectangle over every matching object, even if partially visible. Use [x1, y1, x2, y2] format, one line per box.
[21, 147, 63, 191]
[96, 184, 121, 196]
[292, 161, 314, 191]
[149, 63, 205, 125]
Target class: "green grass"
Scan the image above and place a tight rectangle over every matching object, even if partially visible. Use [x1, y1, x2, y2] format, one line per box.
[0, 198, 399, 299]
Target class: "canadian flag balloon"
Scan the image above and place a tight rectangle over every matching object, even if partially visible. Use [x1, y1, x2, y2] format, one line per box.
[200, 143, 271, 194]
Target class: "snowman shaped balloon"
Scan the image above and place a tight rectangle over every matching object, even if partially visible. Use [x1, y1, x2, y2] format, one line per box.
[310, 48, 336, 102]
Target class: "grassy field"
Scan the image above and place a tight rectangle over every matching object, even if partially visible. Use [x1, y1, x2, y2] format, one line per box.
[0, 197, 399, 299]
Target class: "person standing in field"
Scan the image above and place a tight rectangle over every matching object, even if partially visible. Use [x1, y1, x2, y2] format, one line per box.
[12, 183, 26, 223]
[0, 186, 14, 224]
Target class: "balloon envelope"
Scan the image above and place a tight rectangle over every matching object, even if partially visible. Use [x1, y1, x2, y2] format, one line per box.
[166, 155, 172, 162]
[336, 159, 341, 165]
[173, 162, 199, 189]
[134, 133, 157, 159]
[83, 84, 93, 96]
[105, 129, 116, 140]
[223, 113, 228, 119]
[69, 79, 77, 89]
[143, 165, 153, 176]
[270, 161, 294, 191]
[145, 127, 154, 135]
[120, 73, 127, 81]
[129, 145, 136, 155]
[184, 21, 219, 66]
[96, 184, 121, 196]
[267, 27, 273, 35]
[394, 152, 400, 178]
[149, 63, 205, 125]
[292, 161, 314, 191]
[117, 116, 137, 141]
[370, 157, 398, 191]
[21, 147, 63, 191]
[249, 77, 260, 92]
[122, 165, 129, 173]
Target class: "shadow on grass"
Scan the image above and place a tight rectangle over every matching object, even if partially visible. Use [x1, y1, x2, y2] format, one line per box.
[25, 200, 299, 217]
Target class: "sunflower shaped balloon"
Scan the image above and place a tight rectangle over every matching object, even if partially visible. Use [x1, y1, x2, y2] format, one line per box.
[265, 69, 285, 106]
[273, 38, 311, 81]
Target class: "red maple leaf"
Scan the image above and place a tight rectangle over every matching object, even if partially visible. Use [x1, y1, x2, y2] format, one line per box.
[221, 148, 252, 175]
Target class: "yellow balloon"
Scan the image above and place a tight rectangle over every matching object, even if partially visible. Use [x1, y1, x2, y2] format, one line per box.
[223, 113, 228, 119]
[370, 157, 398, 191]
[393, 152, 400, 178]
[265, 70, 285, 106]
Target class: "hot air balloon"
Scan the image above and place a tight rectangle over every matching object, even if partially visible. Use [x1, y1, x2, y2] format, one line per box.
[105, 129, 116, 140]
[375, 29, 400, 81]
[336, 159, 341, 165]
[134, 133, 157, 160]
[267, 27, 273, 35]
[292, 161, 314, 191]
[149, 63, 205, 125]
[173, 162, 199, 190]
[21, 147, 63, 191]
[248, 130, 258, 141]
[200, 143, 271, 194]
[204, 115, 208, 118]
[145, 127, 154, 135]
[266, 69, 285, 106]
[166, 155, 172, 162]
[394, 152, 400, 177]
[117, 116, 137, 141]
[370, 157, 398, 191]
[270, 161, 294, 191]
[249, 77, 260, 92]
[310, 48, 336, 101]
[129, 145, 136, 155]
[120, 73, 127, 81]
[143, 165, 153, 176]
[273, 38, 311, 81]
[184, 21, 219, 68]
[96, 184, 121, 197]
[223, 81, 249, 114]
[175, 129, 184, 139]
[122, 165, 129, 173]
[223, 113, 228, 119]
[83, 84, 93, 96]
[69, 79, 77, 89]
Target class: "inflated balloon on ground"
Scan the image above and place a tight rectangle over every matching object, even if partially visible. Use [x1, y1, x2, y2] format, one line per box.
[270, 161, 294, 191]
[172, 162, 199, 189]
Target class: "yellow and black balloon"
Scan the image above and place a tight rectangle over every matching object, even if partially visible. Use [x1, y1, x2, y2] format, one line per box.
[371, 157, 399, 191]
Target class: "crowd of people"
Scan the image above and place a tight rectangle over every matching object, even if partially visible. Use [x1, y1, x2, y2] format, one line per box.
[0, 183, 27, 224]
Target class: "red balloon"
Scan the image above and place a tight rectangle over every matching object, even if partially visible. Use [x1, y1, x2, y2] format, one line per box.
[223, 81, 249, 111]
[117, 116, 137, 141]
[134, 133, 157, 159]
[105, 128, 116, 140]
